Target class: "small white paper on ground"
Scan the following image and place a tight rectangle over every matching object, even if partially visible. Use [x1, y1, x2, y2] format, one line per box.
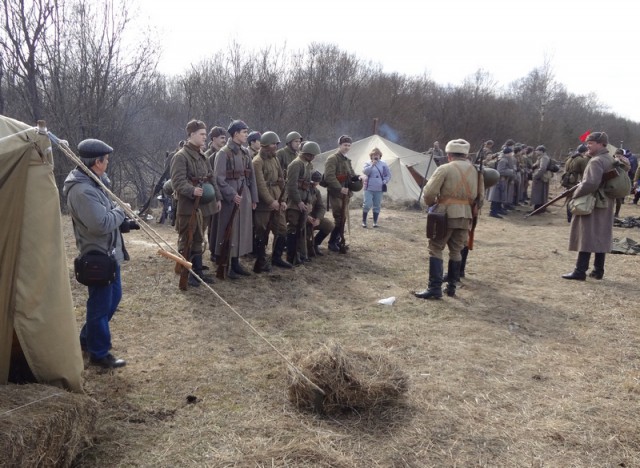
[378, 296, 396, 306]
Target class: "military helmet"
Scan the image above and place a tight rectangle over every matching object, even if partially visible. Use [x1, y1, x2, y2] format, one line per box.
[311, 170, 322, 183]
[200, 182, 216, 204]
[162, 179, 174, 196]
[260, 131, 280, 146]
[285, 131, 302, 144]
[482, 167, 500, 188]
[77, 138, 113, 159]
[301, 141, 321, 156]
[247, 131, 261, 144]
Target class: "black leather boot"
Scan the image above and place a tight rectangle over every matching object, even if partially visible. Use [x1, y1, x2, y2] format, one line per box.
[253, 237, 271, 273]
[562, 251, 590, 280]
[589, 252, 605, 279]
[231, 257, 251, 276]
[414, 257, 443, 300]
[272, 236, 293, 269]
[286, 232, 301, 265]
[459, 246, 468, 278]
[445, 260, 461, 297]
[362, 211, 368, 228]
[314, 231, 329, 256]
[328, 227, 341, 252]
[189, 254, 214, 287]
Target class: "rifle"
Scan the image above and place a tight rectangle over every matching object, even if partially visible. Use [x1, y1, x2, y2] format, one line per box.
[139, 151, 171, 218]
[525, 168, 619, 218]
[262, 181, 286, 246]
[298, 207, 309, 260]
[338, 178, 349, 254]
[468, 142, 485, 250]
[416, 152, 435, 208]
[178, 195, 201, 290]
[216, 182, 245, 280]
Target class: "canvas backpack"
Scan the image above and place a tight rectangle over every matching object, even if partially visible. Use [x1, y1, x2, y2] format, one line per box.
[602, 162, 632, 199]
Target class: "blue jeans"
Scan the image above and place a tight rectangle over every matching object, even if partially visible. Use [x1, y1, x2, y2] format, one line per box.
[80, 264, 122, 359]
[363, 190, 383, 214]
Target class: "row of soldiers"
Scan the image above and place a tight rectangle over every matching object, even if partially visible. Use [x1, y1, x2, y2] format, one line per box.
[169, 119, 362, 289]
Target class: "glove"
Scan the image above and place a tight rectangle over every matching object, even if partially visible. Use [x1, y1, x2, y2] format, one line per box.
[120, 218, 140, 233]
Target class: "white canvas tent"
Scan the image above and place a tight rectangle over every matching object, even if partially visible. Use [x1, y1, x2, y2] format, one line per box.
[313, 135, 437, 202]
[0, 115, 83, 392]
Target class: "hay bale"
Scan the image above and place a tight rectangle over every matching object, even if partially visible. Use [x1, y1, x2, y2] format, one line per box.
[0, 384, 97, 467]
[288, 341, 409, 415]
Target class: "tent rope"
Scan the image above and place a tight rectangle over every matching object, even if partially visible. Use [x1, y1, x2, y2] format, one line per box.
[48, 130, 325, 397]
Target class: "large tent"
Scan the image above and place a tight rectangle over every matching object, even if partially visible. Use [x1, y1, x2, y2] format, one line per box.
[313, 135, 437, 202]
[0, 115, 83, 392]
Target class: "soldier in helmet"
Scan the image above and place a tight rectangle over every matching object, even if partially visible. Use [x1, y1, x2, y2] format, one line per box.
[63, 138, 130, 368]
[285, 141, 321, 264]
[252, 131, 291, 272]
[213, 120, 258, 279]
[307, 170, 335, 257]
[414, 139, 483, 300]
[247, 131, 262, 157]
[323, 135, 362, 253]
[171, 120, 219, 288]
[276, 131, 302, 178]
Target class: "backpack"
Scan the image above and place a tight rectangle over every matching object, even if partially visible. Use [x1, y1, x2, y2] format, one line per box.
[319, 173, 328, 188]
[547, 159, 560, 173]
[602, 163, 632, 199]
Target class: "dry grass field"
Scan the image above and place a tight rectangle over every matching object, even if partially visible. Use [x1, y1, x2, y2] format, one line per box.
[62, 189, 640, 467]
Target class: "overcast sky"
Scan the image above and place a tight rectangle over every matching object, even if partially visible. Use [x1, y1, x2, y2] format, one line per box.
[133, 0, 638, 123]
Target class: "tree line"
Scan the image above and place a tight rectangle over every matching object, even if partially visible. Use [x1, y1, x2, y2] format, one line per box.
[3, 0, 639, 206]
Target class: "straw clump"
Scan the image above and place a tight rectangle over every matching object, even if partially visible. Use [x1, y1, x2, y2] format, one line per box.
[288, 341, 409, 415]
[0, 384, 98, 468]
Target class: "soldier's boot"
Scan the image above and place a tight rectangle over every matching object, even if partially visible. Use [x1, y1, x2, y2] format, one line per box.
[328, 227, 341, 252]
[589, 252, 605, 280]
[286, 232, 301, 266]
[231, 257, 251, 276]
[445, 260, 462, 297]
[489, 202, 503, 219]
[414, 257, 444, 300]
[271, 236, 293, 269]
[253, 238, 271, 273]
[459, 246, 468, 278]
[189, 254, 214, 287]
[313, 231, 329, 256]
[562, 251, 590, 281]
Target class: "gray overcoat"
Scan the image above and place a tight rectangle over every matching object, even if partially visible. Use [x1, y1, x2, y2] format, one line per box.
[530, 153, 550, 206]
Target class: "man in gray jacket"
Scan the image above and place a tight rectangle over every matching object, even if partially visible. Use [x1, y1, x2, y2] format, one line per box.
[63, 139, 130, 369]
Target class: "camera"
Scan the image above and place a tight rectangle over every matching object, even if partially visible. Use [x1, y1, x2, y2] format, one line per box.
[119, 218, 140, 233]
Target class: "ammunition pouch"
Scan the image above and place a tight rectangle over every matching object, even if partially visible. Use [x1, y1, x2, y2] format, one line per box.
[426, 210, 448, 241]
[225, 169, 251, 180]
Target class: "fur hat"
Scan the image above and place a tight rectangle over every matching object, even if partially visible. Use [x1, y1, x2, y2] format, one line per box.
[186, 119, 206, 136]
[338, 135, 353, 145]
[445, 138, 470, 155]
[577, 144, 588, 154]
[585, 131, 608, 145]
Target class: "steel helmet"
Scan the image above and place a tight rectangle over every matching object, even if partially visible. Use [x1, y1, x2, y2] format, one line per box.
[301, 141, 321, 156]
[162, 179, 174, 196]
[200, 182, 216, 204]
[260, 131, 280, 146]
[285, 131, 302, 144]
[482, 167, 500, 188]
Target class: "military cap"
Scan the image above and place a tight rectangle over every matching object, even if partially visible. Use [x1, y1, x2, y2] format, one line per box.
[445, 138, 470, 155]
[227, 120, 249, 136]
[535, 145, 546, 152]
[260, 131, 280, 146]
[311, 170, 323, 183]
[285, 131, 302, 144]
[186, 119, 206, 136]
[247, 131, 262, 144]
[77, 139, 113, 159]
[503, 146, 513, 154]
[577, 144, 588, 153]
[615, 148, 624, 155]
[209, 126, 226, 139]
[338, 135, 353, 145]
[504, 139, 515, 146]
[585, 131, 608, 145]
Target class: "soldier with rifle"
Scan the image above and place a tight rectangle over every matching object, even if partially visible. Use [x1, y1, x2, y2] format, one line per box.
[307, 170, 335, 256]
[252, 131, 291, 272]
[414, 139, 483, 300]
[213, 120, 258, 280]
[170, 120, 219, 289]
[285, 141, 321, 265]
[324, 135, 362, 253]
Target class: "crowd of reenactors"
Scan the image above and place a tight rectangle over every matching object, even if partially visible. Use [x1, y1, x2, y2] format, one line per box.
[168, 119, 362, 289]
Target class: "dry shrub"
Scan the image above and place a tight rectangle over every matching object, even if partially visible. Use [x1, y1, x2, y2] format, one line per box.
[288, 341, 409, 415]
[0, 384, 97, 468]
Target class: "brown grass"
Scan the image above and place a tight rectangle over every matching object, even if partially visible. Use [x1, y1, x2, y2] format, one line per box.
[0, 384, 97, 467]
[55, 185, 640, 467]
